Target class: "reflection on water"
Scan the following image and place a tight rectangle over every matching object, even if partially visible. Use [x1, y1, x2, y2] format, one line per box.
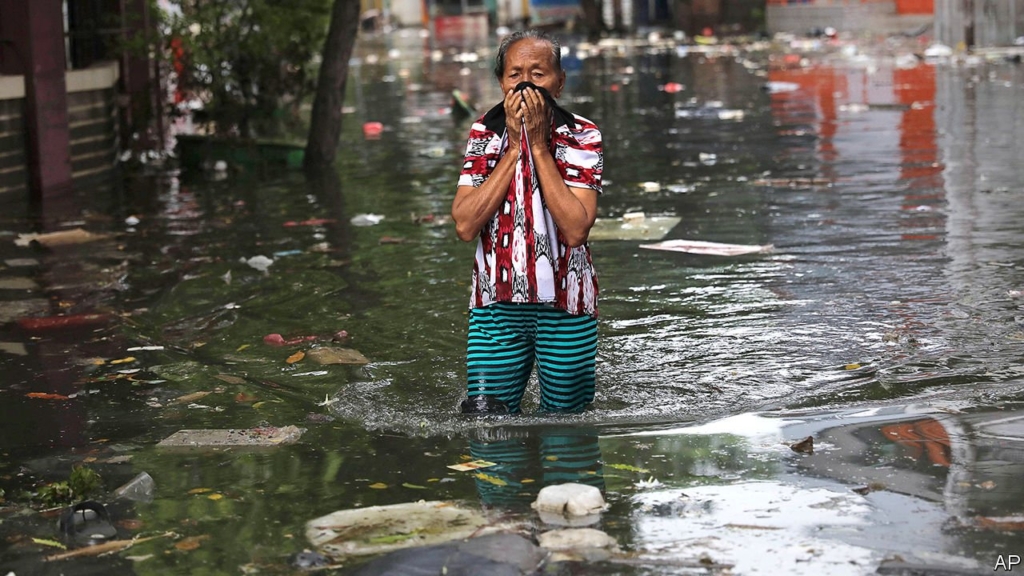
[2, 30, 1024, 574]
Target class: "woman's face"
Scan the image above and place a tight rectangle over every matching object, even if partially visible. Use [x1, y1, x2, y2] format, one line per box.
[499, 38, 565, 98]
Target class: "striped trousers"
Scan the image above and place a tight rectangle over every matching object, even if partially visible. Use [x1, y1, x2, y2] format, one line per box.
[467, 302, 598, 414]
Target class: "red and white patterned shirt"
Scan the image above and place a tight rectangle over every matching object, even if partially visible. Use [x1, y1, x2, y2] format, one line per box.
[458, 113, 603, 317]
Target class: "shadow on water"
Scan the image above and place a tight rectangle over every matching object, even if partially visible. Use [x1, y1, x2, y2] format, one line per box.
[3, 30, 1024, 574]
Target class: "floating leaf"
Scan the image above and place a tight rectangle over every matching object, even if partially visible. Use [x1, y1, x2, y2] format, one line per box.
[845, 363, 861, 370]
[368, 482, 388, 489]
[447, 460, 497, 472]
[214, 374, 246, 385]
[606, 463, 650, 474]
[520, 478, 535, 483]
[172, 391, 212, 404]
[427, 478, 440, 483]
[545, 456, 558, 461]
[174, 535, 209, 551]
[474, 473, 507, 487]
[402, 483, 427, 490]
[234, 392, 258, 403]
[286, 351, 305, 364]
[26, 392, 70, 400]
[236, 344, 251, 352]
[32, 538, 66, 549]
[110, 357, 136, 365]
[207, 493, 224, 501]
[188, 487, 212, 495]
[251, 402, 265, 409]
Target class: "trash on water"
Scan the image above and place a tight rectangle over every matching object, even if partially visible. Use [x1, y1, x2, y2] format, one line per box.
[762, 81, 799, 94]
[588, 215, 681, 241]
[639, 181, 661, 192]
[639, 239, 774, 256]
[923, 43, 954, 59]
[306, 347, 369, 365]
[157, 425, 305, 447]
[263, 333, 318, 346]
[350, 213, 385, 226]
[113, 472, 155, 503]
[447, 459, 497, 472]
[660, 82, 684, 93]
[532, 483, 607, 517]
[305, 500, 523, 558]
[14, 228, 109, 247]
[362, 122, 384, 138]
[241, 255, 273, 272]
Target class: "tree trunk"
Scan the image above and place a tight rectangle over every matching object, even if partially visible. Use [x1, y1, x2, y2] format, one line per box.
[304, 0, 361, 171]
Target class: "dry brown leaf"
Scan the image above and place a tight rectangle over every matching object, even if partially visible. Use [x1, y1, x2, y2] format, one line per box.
[286, 351, 305, 364]
[214, 374, 246, 385]
[172, 391, 212, 405]
[174, 535, 209, 551]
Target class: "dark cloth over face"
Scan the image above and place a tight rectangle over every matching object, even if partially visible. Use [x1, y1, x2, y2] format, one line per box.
[481, 81, 576, 134]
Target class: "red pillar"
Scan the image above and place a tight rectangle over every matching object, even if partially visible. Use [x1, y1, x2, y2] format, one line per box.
[0, 0, 74, 223]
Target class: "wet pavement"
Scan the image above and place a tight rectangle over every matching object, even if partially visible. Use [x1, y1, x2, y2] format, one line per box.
[2, 27, 1024, 575]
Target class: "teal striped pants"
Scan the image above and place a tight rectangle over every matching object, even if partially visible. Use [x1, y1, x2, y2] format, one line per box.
[467, 303, 598, 414]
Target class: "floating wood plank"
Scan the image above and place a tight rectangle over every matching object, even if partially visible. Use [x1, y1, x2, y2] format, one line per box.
[640, 239, 773, 256]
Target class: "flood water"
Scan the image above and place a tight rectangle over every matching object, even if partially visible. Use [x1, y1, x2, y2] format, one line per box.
[2, 30, 1024, 575]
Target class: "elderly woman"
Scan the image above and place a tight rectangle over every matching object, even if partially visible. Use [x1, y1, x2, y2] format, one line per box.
[451, 30, 604, 415]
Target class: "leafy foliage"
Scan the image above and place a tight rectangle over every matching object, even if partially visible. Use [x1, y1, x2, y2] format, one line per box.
[163, 0, 335, 138]
[35, 466, 103, 507]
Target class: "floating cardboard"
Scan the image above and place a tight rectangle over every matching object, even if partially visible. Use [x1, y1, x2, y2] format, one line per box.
[157, 425, 304, 447]
[588, 216, 681, 241]
[640, 239, 773, 256]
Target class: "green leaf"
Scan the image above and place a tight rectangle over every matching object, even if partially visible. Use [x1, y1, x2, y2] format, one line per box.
[32, 538, 67, 550]
[606, 463, 650, 474]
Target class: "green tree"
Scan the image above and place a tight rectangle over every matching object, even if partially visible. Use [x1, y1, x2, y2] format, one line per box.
[164, 0, 334, 138]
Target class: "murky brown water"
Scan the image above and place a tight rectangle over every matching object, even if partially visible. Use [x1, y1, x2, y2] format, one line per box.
[2, 31, 1024, 575]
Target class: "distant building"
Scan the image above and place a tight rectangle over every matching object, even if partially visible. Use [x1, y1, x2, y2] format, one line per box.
[766, 0, 933, 35]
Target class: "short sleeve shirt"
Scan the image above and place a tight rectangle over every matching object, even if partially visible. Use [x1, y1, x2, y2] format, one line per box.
[458, 113, 603, 317]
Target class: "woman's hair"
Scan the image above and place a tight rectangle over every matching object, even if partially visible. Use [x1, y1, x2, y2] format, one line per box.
[493, 29, 561, 79]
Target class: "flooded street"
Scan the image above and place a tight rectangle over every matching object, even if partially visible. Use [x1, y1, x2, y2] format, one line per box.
[2, 29, 1024, 575]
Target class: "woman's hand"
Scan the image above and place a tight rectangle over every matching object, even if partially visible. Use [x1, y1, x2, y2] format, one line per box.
[521, 87, 551, 150]
[503, 88, 524, 149]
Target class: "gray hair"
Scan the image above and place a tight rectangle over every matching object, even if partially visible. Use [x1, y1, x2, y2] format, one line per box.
[494, 29, 561, 79]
